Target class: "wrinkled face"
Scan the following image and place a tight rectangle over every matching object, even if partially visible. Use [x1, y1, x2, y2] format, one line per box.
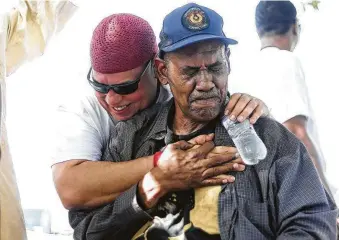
[159, 41, 229, 122]
[92, 61, 158, 121]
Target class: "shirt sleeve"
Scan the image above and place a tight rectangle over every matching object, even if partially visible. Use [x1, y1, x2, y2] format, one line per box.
[52, 104, 104, 165]
[5, 0, 78, 77]
[70, 185, 153, 240]
[232, 53, 312, 124]
[274, 140, 337, 239]
[271, 56, 311, 123]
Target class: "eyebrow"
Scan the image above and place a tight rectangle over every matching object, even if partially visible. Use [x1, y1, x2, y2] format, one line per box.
[181, 60, 225, 71]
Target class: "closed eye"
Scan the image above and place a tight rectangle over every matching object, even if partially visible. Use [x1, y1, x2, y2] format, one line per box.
[182, 67, 200, 77]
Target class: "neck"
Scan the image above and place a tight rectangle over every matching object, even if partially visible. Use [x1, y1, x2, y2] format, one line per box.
[260, 35, 292, 51]
[149, 81, 161, 105]
[172, 108, 208, 136]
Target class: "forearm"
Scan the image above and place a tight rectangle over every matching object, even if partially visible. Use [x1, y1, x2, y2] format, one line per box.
[282, 117, 330, 192]
[53, 156, 153, 209]
[299, 133, 322, 171]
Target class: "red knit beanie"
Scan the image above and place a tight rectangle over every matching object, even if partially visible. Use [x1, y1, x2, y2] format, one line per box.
[90, 13, 157, 73]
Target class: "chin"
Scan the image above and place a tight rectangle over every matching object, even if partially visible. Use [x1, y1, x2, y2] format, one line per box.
[192, 109, 220, 122]
[110, 112, 134, 121]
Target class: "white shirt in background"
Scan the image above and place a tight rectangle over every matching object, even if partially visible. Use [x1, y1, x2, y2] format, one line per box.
[230, 47, 337, 203]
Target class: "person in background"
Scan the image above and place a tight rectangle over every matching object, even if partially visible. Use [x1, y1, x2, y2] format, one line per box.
[0, 1, 77, 239]
[233, 1, 334, 198]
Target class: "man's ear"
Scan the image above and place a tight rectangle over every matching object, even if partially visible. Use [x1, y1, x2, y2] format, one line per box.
[292, 23, 301, 36]
[226, 47, 231, 58]
[292, 24, 297, 35]
[225, 47, 231, 74]
[155, 57, 169, 85]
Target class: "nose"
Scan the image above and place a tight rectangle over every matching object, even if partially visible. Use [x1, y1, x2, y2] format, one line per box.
[105, 89, 123, 105]
[195, 70, 214, 92]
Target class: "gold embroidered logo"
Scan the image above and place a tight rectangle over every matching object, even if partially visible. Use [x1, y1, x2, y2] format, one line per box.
[182, 7, 209, 31]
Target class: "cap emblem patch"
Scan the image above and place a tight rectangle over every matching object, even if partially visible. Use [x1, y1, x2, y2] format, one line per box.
[182, 7, 209, 31]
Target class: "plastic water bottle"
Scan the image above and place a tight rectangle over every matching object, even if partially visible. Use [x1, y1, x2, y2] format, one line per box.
[221, 116, 267, 165]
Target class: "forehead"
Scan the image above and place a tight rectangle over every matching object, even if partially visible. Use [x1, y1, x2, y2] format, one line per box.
[169, 41, 226, 65]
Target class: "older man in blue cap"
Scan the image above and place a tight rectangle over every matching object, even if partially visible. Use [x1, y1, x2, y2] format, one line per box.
[70, 3, 338, 240]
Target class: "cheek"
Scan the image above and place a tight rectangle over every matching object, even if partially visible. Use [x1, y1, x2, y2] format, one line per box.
[95, 92, 107, 106]
[172, 85, 195, 112]
[172, 78, 194, 94]
[126, 92, 143, 103]
[216, 78, 228, 94]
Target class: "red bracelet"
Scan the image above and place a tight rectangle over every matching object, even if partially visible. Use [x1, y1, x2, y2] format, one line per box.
[153, 151, 163, 167]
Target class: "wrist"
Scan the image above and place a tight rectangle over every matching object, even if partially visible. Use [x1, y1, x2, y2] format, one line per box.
[144, 155, 154, 172]
[153, 151, 163, 167]
[138, 170, 167, 209]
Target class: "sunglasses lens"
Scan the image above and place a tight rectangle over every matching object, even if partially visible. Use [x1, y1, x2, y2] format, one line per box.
[88, 62, 146, 95]
[89, 81, 109, 94]
[114, 83, 139, 95]
[96, 87, 109, 94]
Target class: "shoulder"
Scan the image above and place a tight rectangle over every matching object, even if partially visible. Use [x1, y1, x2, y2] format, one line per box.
[253, 117, 304, 165]
[258, 48, 302, 70]
[58, 94, 108, 121]
[57, 93, 112, 140]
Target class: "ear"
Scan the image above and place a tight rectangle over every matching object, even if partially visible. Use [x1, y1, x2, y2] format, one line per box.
[155, 57, 169, 86]
[226, 47, 231, 58]
[292, 23, 298, 36]
[225, 47, 231, 74]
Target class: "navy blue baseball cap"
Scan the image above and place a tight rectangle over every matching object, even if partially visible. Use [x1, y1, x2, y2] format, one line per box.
[158, 3, 237, 56]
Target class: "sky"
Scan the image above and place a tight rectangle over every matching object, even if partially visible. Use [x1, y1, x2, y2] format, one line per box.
[3, 0, 339, 233]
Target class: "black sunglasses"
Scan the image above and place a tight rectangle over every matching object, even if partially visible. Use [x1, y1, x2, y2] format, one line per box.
[87, 60, 151, 95]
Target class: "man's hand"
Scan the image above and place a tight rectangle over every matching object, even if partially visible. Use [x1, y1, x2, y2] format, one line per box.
[225, 93, 270, 124]
[188, 134, 245, 172]
[138, 139, 239, 208]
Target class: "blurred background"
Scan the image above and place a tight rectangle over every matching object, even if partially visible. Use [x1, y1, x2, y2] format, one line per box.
[2, 0, 339, 238]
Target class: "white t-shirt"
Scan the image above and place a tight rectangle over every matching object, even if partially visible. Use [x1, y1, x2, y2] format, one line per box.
[231, 47, 326, 169]
[53, 85, 171, 165]
[231, 47, 337, 196]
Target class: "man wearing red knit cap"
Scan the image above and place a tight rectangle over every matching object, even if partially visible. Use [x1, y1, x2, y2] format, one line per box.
[52, 13, 270, 215]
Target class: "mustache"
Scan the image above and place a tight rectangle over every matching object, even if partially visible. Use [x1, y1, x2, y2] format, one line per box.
[189, 90, 221, 103]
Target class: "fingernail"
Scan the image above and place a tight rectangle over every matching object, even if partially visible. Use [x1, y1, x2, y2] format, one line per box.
[229, 176, 235, 182]
[230, 115, 235, 121]
[225, 110, 229, 115]
[233, 163, 238, 169]
[222, 179, 228, 184]
[239, 165, 246, 171]
[237, 116, 244, 122]
[235, 153, 240, 158]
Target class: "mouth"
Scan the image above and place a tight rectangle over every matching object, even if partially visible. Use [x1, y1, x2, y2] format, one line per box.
[111, 103, 131, 112]
[192, 97, 220, 105]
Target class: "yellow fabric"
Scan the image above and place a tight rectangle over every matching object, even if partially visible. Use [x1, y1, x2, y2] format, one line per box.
[134, 186, 221, 239]
[190, 186, 221, 235]
[132, 221, 153, 240]
[0, 1, 77, 239]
